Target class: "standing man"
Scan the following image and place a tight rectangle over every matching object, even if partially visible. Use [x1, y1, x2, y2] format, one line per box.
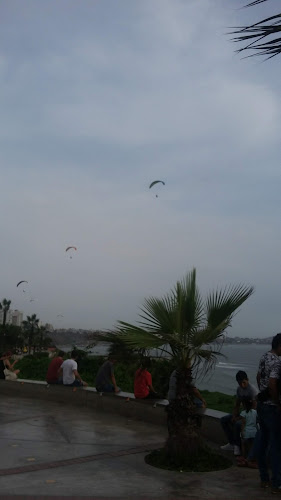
[96, 357, 120, 393]
[257, 333, 281, 493]
[220, 370, 258, 456]
[59, 350, 88, 387]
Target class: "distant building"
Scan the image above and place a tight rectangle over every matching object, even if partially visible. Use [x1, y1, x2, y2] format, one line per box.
[0, 309, 23, 327]
[44, 323, 54, 332]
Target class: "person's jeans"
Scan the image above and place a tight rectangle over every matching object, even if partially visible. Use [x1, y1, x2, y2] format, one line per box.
[47, 378, 63, 385]
[257, 402, 281, 488]
[64, 380, 83, 387]
[220, 414, 241, 446]
[96, 384, 115, 393]
[247, 429, 261, 460]
[193, 397, 203, 408]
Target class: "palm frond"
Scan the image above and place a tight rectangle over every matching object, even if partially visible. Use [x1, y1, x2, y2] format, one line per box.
[189, 326, 226, 348]
[206, 284, 254, 331]
[192, 348, 224, 380]
[231, 3, 281, 58]
[138, 295, 175, 333]
[172, 269, 204, 336]
[246, 0, 270, 6]
[116, 321, 166, 350]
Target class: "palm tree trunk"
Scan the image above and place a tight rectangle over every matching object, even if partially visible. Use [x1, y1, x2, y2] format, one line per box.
[165, 369, 202, 465]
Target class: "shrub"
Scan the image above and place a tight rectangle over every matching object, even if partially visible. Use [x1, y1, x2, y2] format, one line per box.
[17, 356, 50, 380]
[34, 352, 49, 359]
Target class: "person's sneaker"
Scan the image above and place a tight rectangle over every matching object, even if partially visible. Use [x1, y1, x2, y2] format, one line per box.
[234, 445, 241, 456]
[260, 481, 270, 489]
[271, 486, 281, 494]
[220, 443, 234, 451]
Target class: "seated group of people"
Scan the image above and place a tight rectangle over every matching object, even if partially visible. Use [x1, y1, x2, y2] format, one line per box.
[46, 351, 157, 397]
[46, 350, 88, 387]
[1, 347, 207, 408]
[46, 351, 207, 406]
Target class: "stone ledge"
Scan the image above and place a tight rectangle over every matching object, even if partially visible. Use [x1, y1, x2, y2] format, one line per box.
[0, 379, 227, 444]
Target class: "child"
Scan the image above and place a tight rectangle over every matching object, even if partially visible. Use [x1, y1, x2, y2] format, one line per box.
[236, 397, 258, 468]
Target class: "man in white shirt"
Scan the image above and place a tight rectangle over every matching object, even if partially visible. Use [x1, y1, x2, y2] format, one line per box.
[58, 350, 87, 387]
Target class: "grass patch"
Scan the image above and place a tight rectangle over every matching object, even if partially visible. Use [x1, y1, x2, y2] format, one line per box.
[200, 390, 235, 413]
[145, 446, 232, 472]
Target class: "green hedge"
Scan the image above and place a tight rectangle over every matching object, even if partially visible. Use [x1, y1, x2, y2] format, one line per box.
[16, 355, 235, 413]
[16, 356, 50, 381]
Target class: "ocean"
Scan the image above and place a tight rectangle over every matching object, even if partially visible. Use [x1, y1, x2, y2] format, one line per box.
[58, 342, 271, 396]
[197, 343, 270, 395]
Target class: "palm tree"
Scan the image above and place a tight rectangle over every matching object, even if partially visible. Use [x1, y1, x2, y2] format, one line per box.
[22, 314, 40, 354]
[114, 269, 254, 463]
[0, 299, 12, 351]
[0, 298, 11, 327]
[232, 1, 281, 59]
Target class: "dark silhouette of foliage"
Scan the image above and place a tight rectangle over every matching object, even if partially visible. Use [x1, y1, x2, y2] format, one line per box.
[232, 1, 281, 59]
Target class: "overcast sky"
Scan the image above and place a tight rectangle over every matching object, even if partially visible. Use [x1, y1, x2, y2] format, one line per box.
[1, 0, 280, 337]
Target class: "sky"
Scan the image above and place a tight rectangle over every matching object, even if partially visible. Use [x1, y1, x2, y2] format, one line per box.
[0, 0, 280, 337]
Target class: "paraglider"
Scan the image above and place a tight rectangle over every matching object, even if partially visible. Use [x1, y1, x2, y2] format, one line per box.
[65, 246, 77, 259]
[149, 180, 165, 198]
[17, 281, 28, 293]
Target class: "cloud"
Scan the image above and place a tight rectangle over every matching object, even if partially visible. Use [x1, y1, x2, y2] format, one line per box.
[0, 0, 280, 336]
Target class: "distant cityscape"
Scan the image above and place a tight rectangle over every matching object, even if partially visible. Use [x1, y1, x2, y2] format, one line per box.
[0, 309, 23, 327]
[49, 330, 273, 347]
[223, 336, 272, 345]
[0, 309, 273, 346]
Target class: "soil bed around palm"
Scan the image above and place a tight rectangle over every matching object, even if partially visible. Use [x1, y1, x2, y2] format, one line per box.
[145, 446, 232, 472]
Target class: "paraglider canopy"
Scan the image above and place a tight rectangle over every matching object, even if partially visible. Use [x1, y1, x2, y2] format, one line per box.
[65, 246, 77, 252]
[149, 180, 165, 189]
[17, 280, 28, 287]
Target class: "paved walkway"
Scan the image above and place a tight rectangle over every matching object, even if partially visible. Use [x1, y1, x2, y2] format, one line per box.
[0, 396, 271, 499]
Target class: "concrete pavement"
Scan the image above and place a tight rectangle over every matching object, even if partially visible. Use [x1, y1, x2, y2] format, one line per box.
[0, 396, 271, 499]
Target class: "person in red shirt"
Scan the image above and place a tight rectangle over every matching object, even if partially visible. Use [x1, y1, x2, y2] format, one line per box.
[46, 351, 64, 384]
[134, 358, 157, 399]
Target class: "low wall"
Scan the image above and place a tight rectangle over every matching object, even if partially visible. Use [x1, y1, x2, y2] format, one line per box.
[0, 379, 227, 444]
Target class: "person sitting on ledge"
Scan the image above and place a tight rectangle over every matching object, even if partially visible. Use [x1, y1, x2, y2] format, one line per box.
[134, 358, 158, 399]
[96, 356, 120, 393]
[58, 350, 88, 387]
[0, 351, 20, 381]
[46, 350, 64, 384]
[167, 368, 206, 408]
[220, 370, 258, 456]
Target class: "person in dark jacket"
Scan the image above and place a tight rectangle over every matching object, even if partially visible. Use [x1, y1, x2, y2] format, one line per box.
[96, 357, 120, 393]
